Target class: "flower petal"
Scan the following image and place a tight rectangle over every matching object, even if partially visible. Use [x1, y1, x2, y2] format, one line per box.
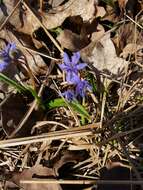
[5, 43, 16, 54]
[0, 60, 9, 72]
[63, 52, 70, 64]
[71, 52, 80, 65]
[76, 63, 87, 70]
[62, 89, 75, 102]
[59, 63, 69, 71]
[76, 79, 92, 97]
[86, 83, 92, 91]
[66, 71, 80, 84]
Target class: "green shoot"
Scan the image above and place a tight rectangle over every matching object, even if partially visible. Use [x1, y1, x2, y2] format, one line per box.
[46, 98, 91, 122]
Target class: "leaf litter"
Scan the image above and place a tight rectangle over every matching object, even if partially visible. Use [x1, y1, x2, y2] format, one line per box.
[0, 0, 143, 190]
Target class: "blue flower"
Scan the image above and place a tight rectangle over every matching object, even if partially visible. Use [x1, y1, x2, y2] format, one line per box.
[62, 89, 75, 102]
[0, 42, 18, 72]
[76, 79, 92, 98]
[59, 52, 87, 84]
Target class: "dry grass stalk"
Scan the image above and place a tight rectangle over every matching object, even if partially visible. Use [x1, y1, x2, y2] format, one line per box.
[20, 179, 143, 185]
[0, 0, 22, 30]
[0, 123, 100, 148]
[23, 1, 63, 54]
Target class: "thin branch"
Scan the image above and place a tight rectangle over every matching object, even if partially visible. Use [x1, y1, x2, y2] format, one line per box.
[0, 0, 22, 30]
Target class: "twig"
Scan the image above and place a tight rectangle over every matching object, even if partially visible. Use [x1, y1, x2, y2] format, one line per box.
[31, 120, 69, 134]
[89, 67, 143, 93]
[20, 179, 143, 185]
[0, 123, 100, 147]
[0, 0, 22, 30]
[23, 1, 63, 54]
[125, 14, 143, 29]
[17, 44, 61, 61]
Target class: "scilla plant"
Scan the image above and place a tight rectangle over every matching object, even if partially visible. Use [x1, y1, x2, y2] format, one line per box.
[0, 42, 42, 105]
[46, 52, 92, 123]
[59, 52, 92, 101]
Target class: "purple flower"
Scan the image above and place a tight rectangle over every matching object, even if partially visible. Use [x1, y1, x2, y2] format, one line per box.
[62, 89, 75, 102]
[76, 79, 92, 98]
[59, 52, 87, 84]
[0, 42, 17, 72]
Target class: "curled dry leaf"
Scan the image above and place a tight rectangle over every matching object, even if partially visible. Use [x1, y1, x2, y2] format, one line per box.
[0, 29, 48, 76]
[0, 94, 28, 136]
[81, 33, 128, 79]
[1, 1, 42, 48]
[57, 29, 90, 51]
[15, 10, 40, 36]
[6, 151, 86, 190]
[0, 93, 43, 137]
[42, 0, 97, 29]
[121, 43, 143, 62]
[98, 163, 131, 190]
[57, 23, 105, 52]
[118, 0, 128, 10]
[0, 0, 16, 24]
[53, 150, 86, 175]
[96, 6, 106, 18]
[0, 0, 24, 30]
[9, 165, 62, 190]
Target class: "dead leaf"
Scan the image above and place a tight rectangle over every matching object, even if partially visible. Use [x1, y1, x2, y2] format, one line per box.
[91, 24, 105, 42]
[98, 163, 131, 190]
[117, 0, 128, 11]
[42, 0, 97, 29]
[10, 165, 62, 190]
[0, 93, 43, 137]
[0, 94, 28, 136]
[117, 22, 143, 50]
[121, 43, 143, 60]
[6, 151, 86, 189]
[0, 29, 48, 76]
[15, 9, 40, 35]
[53, 150, 86, 175]
[57, 29, 90, 51]
[96, 6, 106, 18]
[81, 33, 128, 79]
[0, 0, 16, 23]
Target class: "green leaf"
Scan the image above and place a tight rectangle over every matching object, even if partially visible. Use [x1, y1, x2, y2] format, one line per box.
[50, 27, 63, 36]
[27, 87, 41, 104]
[27, 86, 45, 109]
[46, 98, 91, 121]
[0, 73, 45, 108]
[70, 100, 91, 121]
[0, 73, 27, 93]
[87, 73, 97, 93]
[47, 98, 67, 109]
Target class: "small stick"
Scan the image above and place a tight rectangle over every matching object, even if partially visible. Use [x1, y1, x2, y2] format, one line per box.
[23, 1, 63, 54]
[0, 0, 22, 30]
[17, 44, 60, 61]
[20, 179, 143, 185]
[0, 123, 100, 148]
[125, 14, 143, 29]
[98, 125, 143, 147]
